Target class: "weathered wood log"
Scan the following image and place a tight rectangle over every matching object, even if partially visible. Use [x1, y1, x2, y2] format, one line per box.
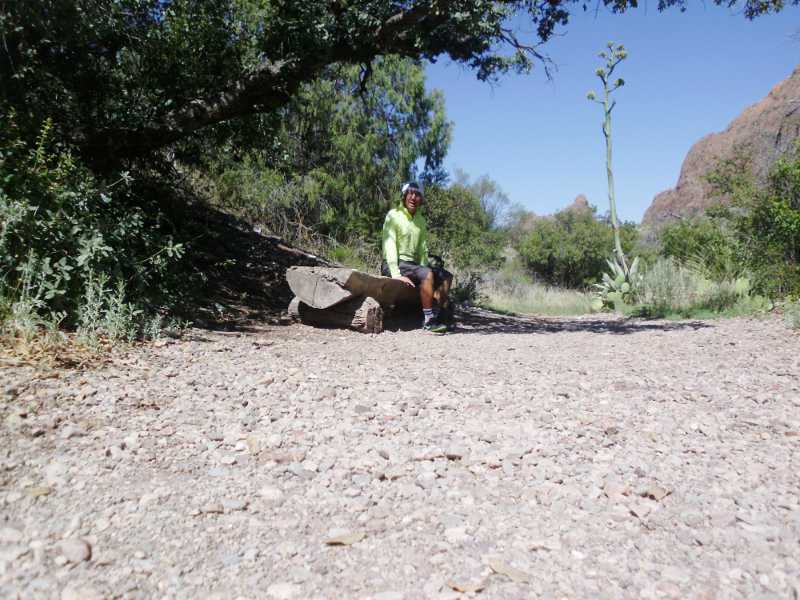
[286, 266, 418, 309]
[288, 295, 384, 333]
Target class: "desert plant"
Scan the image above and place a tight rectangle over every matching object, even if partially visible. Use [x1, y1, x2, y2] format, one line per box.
[634, 257, 767, 317]
[587, 42, 630, 274]
[785, 301, 800, 329]
[592, 256, 642, 311]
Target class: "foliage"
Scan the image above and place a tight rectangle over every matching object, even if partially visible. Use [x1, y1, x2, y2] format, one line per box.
[2, 1, 790, 169]
[706, 147, 800, 298]
[209, 58, 450, 248]
[592, 256, 642, 311]
[515, 203, 638, 288]
[424, 184, 505, 273]
[784, 300, 800, 329]
[451, 169, 511, 229]
[657, 217, 742, 281]
[478, 266, 595, 316]
[0, 117, 186, 338]
[632, 257, 768, 318]
[587, 42, 630, 272]
[1, 0, 793, 343]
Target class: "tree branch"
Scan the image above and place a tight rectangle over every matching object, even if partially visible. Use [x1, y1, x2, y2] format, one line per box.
[78, 1, 553, 166]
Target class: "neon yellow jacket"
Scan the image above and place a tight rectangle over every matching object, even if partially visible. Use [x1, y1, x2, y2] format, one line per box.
[381, 205, 429, 278]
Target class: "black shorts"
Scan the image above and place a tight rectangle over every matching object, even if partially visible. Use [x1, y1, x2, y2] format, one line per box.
[381, 260, 451, 288]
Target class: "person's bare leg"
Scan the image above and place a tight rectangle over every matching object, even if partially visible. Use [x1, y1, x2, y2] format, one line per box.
[419, 270, 435, 310]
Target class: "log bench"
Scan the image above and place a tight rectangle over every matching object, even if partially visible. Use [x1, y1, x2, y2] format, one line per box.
[286, 266, 421, 333]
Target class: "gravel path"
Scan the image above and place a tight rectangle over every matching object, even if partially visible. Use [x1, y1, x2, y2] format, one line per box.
[1, 311, 799, 599]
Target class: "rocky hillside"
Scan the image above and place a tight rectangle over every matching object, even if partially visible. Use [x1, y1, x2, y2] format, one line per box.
[643, 66, 800, 228]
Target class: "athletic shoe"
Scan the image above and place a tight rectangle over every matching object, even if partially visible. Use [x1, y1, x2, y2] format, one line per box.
[423, 319, 447, 334]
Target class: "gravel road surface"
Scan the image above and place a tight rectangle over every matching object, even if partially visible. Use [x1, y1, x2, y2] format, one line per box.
[1, 311, 799, 599]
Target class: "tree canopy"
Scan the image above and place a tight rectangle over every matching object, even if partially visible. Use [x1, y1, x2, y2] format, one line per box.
[2, 0, 793, 168]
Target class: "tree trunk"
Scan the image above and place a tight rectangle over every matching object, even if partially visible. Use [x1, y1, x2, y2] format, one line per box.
[286, 266, 419, 309]
[288, 295, 384, 333]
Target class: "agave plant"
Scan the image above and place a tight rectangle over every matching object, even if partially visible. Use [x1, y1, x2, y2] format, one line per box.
[592, 256, 641, 311]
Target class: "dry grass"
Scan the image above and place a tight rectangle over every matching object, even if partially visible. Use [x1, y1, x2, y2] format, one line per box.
[0, 328, 118, 369]
[478, 271, 595, 316]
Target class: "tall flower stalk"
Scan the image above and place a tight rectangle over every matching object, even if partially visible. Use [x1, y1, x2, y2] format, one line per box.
[588, 42, 628, 274]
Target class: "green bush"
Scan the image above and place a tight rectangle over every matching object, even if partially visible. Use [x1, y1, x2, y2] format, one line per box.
[633, 257, 767, 318]
[658, 217, 742, 281]
[424, 184, 504, 273]
[0, 117, 185, 339]
[706, 147, 800, 298]
[785, 301, 800, 329]
[515, 203, 638, 288]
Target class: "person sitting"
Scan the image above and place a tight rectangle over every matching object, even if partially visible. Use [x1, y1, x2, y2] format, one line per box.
[381, 182, 452, 333]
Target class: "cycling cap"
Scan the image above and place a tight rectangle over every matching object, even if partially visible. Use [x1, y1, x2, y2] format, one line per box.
[401, 181, 423, 196]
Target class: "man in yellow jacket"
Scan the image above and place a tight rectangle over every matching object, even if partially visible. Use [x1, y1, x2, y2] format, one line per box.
[381, 182, 452, 333]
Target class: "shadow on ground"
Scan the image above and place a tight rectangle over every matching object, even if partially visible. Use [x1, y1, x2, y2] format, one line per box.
[447, 307, 713, 336]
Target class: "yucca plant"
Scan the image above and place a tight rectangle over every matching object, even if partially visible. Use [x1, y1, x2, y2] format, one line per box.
[592, 256, 641, 311]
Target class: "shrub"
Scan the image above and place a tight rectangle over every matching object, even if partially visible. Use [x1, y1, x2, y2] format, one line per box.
[707, 147, 800, 298]
[515, 203, 638, 288]
[424, 184, 504, 273]
[633, 257, 767, 317]
[0, 117, 186, 339]
[658, 217, 742, 281]
[785, 301, 800, 329]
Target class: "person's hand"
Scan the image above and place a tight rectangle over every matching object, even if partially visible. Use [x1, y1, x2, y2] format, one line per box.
[395, 276, 415, 287]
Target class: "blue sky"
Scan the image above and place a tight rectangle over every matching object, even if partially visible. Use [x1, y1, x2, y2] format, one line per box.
[425, 5, 799, 223]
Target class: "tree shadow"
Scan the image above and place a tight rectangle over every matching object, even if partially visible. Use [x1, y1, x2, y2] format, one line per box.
[447, 307, 713, 335]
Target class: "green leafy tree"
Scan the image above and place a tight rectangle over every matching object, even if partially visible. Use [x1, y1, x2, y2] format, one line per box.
[516, 203, 637, 288]
[587, 42, 628, 273]
[424, 183, 504, 272]
[2, 0, 792, 168]
[210, 57, 451, 247]
[707, 147, 800, 297]
[452, 169, 511, 229]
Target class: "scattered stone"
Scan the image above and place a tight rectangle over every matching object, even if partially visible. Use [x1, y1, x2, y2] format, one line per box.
[59, 538, 92, 563]
[61, 584, 103, 600]
[324, 530, 366, 546]
[266, 582, 301, 599]
[0, 527, 23, 544]
[221, 498, 248, 511]
[25, 486, 53, 497]
[219, 454, 237, 465]
[416, 472, 438, 489]
[258, 486, 284, 502]
[488, 558, 531, 583]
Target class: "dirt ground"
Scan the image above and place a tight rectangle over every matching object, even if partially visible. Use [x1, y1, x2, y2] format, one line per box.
[1, 310, 798, 599]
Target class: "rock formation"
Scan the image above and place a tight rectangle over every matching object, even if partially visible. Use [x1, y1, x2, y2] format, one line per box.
[566, 194, 591, 213]
[642, 66, 800, 228]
